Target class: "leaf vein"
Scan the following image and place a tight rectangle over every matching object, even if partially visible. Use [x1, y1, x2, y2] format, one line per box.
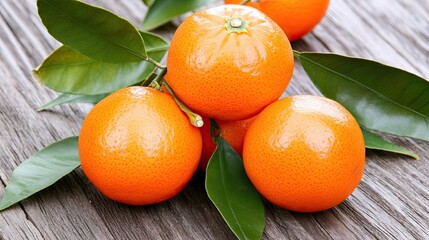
[218, 141, 248, 240]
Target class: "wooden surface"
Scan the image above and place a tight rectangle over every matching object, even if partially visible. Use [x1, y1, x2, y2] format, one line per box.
[1, 0, 429, 239]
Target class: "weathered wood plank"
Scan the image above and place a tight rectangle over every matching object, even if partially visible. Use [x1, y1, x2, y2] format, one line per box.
[1, 0, 429, 239]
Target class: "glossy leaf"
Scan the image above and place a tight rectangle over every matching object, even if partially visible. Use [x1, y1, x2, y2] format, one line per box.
[0, 137, 80, 211]
[362, 128, 419, 160]
[38, 0, 146, 63]
[206, 137, 265, 240]
[38, 93, 109, 111]
[141, 0, 213, 31]
[34, 32, 169, 95]
[295, 51, 429, 141]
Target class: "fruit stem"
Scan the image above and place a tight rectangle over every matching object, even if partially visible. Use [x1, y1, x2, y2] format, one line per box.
[162, 79, 204, 128]
[149, 80, 161, 91]
[225, 17, 249, 33]
[148, 68, 167, 90]
[152, 68, 167, 84]
[140, 69, 158, 86]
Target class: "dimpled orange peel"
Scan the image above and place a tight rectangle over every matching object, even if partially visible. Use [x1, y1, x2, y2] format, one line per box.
[78, 87, 202, 205]
[165, 5, 294, 121]
[243, 95, 365, 212]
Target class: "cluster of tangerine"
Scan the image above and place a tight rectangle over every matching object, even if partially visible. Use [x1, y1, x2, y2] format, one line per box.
[79, 4, 365, 213]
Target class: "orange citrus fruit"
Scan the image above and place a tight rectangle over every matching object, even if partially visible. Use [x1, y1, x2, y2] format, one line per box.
[224, 0, 330, 41]
[166, 5, 294, 121]
[78, 87, 202, 205]
[243, 95, 365, 212]
[199, 116, 256, 171]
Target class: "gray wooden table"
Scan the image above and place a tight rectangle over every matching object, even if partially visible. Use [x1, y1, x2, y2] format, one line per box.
[1, 0, 429, 239]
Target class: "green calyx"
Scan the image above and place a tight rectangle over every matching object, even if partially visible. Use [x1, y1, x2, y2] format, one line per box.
[224, 16, 249, 33]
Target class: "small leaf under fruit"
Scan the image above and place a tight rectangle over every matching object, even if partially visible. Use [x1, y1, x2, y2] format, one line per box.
[206, 137, 265, 240]
[362, 128, 419, 160]
[0, 137, 80, 211]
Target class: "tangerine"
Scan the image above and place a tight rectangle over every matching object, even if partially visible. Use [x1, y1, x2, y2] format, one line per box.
[199, 116, 256, 171]
[78, 87, 202, 205]
[243, 95, 365, 212]
[225, 0, 330, 41]
[165, 5, 294, 121]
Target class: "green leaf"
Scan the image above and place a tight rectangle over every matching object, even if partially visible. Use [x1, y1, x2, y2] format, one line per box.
[295, 51, 429, 141]
[38, 93, 109, 111]
[206, 137, 265, 240]
[37, 0, 146, 63]
[141, 0, 213, 31]
[142, 0, 155, 7]
[34, 32, 169, 95]
[362, 128, 419, 160]
[0, 137, 80, 211]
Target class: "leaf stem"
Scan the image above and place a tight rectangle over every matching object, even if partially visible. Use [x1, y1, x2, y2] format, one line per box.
[145, 57, 166, 69]
[292, 50, 301, 58]
[162, 79, 204, 128]
[210, 118, 221, 143]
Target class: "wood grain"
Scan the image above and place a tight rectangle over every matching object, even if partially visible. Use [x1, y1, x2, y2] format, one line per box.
[1, 0, 429, 239]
